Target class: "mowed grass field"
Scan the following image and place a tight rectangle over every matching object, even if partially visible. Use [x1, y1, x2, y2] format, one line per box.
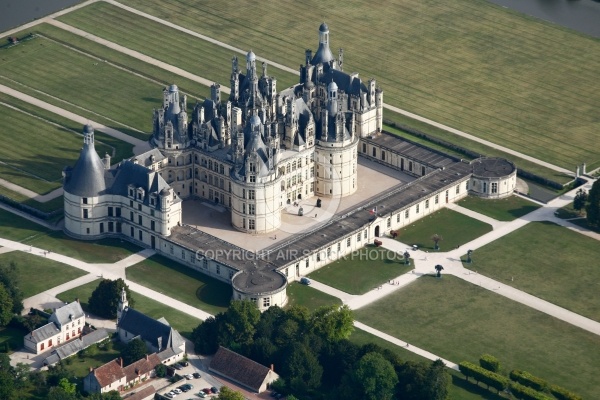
[463, 221, 600, 322]
[57, 2, 299, 91]
[354, 275, 599, 399]
[395, 208, 492, 250]
[458, 195, 540, 221]
[0, 28, 209, 139]
[0, 102, 114, 193]
[308, 245, 413, 294]
[0, 251, 87, 297]
[120, 0, 600, 171]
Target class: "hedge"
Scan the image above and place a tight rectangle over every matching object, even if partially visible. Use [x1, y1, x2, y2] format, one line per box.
[550, 384, 583, 400]
[509, 369, 548, 392]
[479, 354, 500, 372]
[458, 361, 509, 392]
[509, 382, 551, 400]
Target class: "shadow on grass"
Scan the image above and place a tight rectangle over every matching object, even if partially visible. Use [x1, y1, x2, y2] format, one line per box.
[196, 283, 232, 311]
[507, 205, 539, 219]
[451, 374, 507, 399]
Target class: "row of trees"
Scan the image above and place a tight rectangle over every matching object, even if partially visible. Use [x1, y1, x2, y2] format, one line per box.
[0, 261, 24, 327]
[192, 301, 449, 400]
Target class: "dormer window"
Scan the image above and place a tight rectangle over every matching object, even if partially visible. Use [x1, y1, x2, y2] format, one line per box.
[249, 176, 256, 183]
[249, 163, 256, 173]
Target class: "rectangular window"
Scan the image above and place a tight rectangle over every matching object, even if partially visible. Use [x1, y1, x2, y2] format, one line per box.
[347, 237, 351, 247]
[116, 207, 121, 217]
[182, 250, 185, 260]
[364, 230, 367, 239]
[216, 265, 221, 275]
[138, 204, 142, 211]
[99, 223, 104, 233]
[456, 185, 460, 194]
[130, 211, 134, 222]
[138, 215, 142, 225]
[397, 214, 400, 223]
[435, 195, 439, 204]
[129, 200, 133, 208]
[229, 270, 234, 279]
[108, 207, 113, 217]
[138, 230, 142, 241]
[263, 297, 270, 308]
[425, 199, 430, 209]
[108, 222, 114, 232]
[249, 204, 255, 215]
[130, 227, 134, 237]
[249, 190, 255, 200]
[405, 209, 409, 218]
[151, 220, 155, 231]
[83, 209, 89, 219]
[381, 150, 386, 161]
[242, 203, 246, 214]
[48, 339, 52, 347]
[249, 219, 255, 229]
[416, 204, 420, 213]
[357, 233, 361, 242]
[249, 176, 256, 183]
[82, 198, 88, 204]
[243, 218, 246, 229]
[203, 259, 208, 269]
[491, 182, 498, 193]
[387, 218, 391, 227]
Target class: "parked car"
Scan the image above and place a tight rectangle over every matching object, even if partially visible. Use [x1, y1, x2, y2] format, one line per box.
[202, 388, 212, 394]
[180, 361, 189, 367]
[165, 393, 174, 399]
[173, 363, 183, 370]
[185, 374, 194, 380]
[210, 387, 218, 394]
[193, 372, 201, 379]
[179, 385, 189, 392]
[196, 392, 206, 398]
[300, 277, 311, 285]
[173, 389, 182, 394]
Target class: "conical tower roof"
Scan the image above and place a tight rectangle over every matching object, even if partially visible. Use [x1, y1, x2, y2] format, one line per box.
[64, 124, 107, 197]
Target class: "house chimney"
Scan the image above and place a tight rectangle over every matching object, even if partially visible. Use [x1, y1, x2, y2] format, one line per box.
[270, 364, 274, 372]
[89, 367, 93, 373]
[145, 354, 149, 361]
[76, 298, 80, 303]
[119, 357, 123, 368]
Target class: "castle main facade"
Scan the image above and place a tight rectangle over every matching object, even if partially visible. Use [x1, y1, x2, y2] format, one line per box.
[63, 24, 516, 310]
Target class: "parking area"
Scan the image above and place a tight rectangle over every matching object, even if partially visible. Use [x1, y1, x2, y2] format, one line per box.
[158, 362, 221, 399]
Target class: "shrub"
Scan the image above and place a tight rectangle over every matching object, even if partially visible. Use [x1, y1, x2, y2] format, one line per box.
[458, 361, 508, 393]
[479, 354, 500, 372]
[509, 370, 547, 392]
[509, 382, 551, 400]
[550, 384, 583, 400]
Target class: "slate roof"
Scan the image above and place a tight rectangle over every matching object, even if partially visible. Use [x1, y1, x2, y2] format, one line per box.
[29, 322, 60, 344]
[49, 301, 84, 327]
[319, 69, 367, 97]
[123, 353, 161, 382]
[118, 308, 184, 351]
[92, 358, 126, 388]
[471, 157, 516, 178]
[209, 347, 276, 393]
[44, 329, 110, 366]
[134, 149, 166, 168]
[63, 126, 107, 198]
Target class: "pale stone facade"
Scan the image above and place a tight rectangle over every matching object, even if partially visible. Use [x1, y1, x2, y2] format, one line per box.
[24, 302, 85, 354]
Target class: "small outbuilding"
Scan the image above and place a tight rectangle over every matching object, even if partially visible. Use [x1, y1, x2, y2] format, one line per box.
[469, 157, 517, 199]
[209, 346, 279, 393]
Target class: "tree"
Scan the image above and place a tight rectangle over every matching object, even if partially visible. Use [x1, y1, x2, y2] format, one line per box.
[155, 363, 167, 378]
[352, 352, 398, 400]
[192, 315, 222, 355]
[0, 284, 14, 326]
[216, 386, 245, 400]
[249, 337, 278, 367]
[0, 261, 23, 314]
[309, 305, 354, 342]
[58, 377, 77, 394]
[88, 278, 134, 319]
[280, 343, 323, 393]
[46, 362, 74, 387]
[586, 180, 600, 228]
[121, 338, 147, 366]
[47, 386, 78, 400]
[431, 234, 443, 251]
[573, 188, 588, 214]
[219, 300, 261, 352]
[424, 359, 450, 400]
[434, 265, 444, 278]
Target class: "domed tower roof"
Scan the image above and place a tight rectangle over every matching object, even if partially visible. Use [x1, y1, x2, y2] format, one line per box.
[64, 125, 107, 197]
[246, 50, 256, 62]
[328, 80, 338, 92]
[311, 22, 335, 66]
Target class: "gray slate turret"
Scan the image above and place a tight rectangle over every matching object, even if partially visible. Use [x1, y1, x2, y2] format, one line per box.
[63, 124, 107, 197]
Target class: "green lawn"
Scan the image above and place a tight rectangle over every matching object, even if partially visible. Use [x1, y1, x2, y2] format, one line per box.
[0, 102, 114, 193]
[285, 281, 342, 310]
[354, 275, 599, 399]
[395, 208, 493, 250]
[0, 251, 86, 297]
[458, 195, 541, 221]
[57, 279, 201, 338]
[126, 255, 232, 315]
[64, 341, 125, 379]
[0, 30, 206, 141]
[0, 209, 141, 263]
[57, 2, 298, 91]
[119, 0, 600, 171]
[463, 221, 600, 322]
[308, 245, 413, 294]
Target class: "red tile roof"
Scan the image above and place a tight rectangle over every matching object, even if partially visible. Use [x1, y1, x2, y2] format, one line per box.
[92, 358, 125, 388]
[124, 353, 161, 382]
